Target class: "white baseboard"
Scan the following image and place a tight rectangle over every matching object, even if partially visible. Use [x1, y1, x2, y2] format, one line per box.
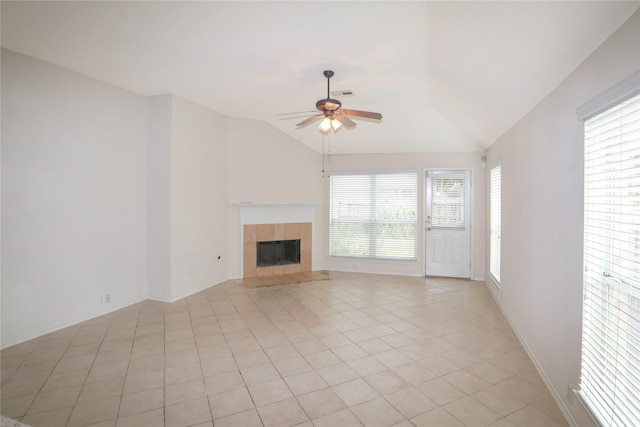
[148, 278, 229, 303]
[1, 296, 147, 350]
[483, 280, 579, 427]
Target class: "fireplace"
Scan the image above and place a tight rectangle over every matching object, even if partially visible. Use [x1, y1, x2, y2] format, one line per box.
[257, 239, 300, 267]
[236, 202, 316, 279]
[242, 222, 312, 278]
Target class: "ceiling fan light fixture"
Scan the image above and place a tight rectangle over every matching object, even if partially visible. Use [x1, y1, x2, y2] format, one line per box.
[319, 117, 342, 132]
[319, 117, 332, 131]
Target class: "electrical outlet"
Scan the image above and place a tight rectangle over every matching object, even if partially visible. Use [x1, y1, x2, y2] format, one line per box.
[99, 294, 111, 305]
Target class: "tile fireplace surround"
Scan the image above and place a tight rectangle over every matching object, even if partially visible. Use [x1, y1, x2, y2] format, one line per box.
[243, 222, 312, 278]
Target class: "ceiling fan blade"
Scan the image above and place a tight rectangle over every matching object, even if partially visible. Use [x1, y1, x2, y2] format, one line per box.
[335, 115, 357, 129]
[342, 109, 383, 120]
[296, 114, 322, 127]
[277, 110, 317, 117]
[277, 114, 319, 121]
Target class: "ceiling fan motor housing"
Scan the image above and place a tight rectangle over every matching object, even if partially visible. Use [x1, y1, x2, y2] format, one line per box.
[316, 98, 342, 113]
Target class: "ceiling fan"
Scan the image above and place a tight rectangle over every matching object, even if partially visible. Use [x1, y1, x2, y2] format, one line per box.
[293, 70, 382, 132]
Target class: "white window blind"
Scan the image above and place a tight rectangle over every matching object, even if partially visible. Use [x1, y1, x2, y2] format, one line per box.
[490, 163, 502, 284]
[581, 90, 640, 427]
[431, 177, 465, 227]
[330, 172, 417, 260]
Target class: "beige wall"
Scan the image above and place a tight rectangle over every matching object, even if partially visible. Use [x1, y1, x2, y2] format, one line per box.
[485, 9, 640, 426]
[1, 50, 149, 347]
[169, 95, 230, 300]
[148, 94, 230, 302]
[227, 118, 325, 278]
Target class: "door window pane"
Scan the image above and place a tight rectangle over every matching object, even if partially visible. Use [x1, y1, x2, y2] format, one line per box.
[431, 178, 465, 227]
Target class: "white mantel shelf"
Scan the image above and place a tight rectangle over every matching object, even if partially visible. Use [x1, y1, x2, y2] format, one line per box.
[234, 202, 320, 225]
[233, 202, 319, 207]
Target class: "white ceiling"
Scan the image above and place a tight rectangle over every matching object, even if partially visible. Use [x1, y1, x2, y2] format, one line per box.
[2, 1, 639, 154]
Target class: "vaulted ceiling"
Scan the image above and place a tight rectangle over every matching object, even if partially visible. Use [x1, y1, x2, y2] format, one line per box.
[2, 1, 639, 154]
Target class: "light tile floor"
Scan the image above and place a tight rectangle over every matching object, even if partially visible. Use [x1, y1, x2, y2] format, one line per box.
[0, 272, 569, 427]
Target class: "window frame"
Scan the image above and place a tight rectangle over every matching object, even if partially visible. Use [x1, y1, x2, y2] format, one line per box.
[489, 161, 502, 285]
[578, 70, 640, 427]
[328, 170, 418, 261]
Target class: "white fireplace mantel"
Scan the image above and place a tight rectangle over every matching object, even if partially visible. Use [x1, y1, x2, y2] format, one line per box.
[234, 202, 320, 278]
[234, 202, 319, 225]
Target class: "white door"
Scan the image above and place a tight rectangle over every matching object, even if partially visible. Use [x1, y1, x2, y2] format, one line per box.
[425, 170, 471, 278]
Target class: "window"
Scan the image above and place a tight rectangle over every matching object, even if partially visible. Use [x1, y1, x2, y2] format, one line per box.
[330, 172, 417, 260]
[489, 163, 501, 284]
[580, 77, 640, 427]
[431, 177, 465, 227]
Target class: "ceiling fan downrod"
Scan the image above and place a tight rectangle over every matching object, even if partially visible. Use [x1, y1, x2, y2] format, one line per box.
[324, 70, 334, 98]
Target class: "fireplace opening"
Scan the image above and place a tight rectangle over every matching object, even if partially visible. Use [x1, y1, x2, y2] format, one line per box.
[257, 239, 300, 267]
